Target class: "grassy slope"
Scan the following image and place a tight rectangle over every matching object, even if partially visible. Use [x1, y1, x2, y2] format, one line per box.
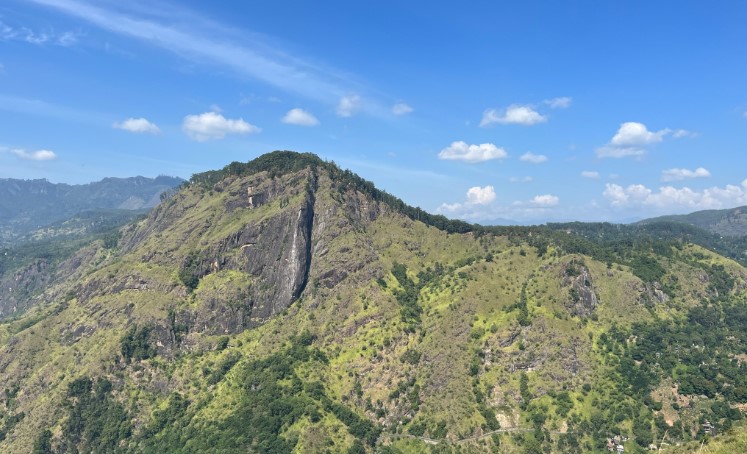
[1, 162, 746, 452]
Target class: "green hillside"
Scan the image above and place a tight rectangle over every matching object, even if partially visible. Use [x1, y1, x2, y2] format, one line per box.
[637, 206, 747, 237]
[1, 152, 746, 453]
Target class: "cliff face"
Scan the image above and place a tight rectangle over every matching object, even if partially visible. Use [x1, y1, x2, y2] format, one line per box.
[74, 165, 383, 343]
[1, 153, 746, 453]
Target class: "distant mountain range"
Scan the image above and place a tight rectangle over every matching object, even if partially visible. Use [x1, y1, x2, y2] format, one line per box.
[637, 206, 747, 237]
[0, 175, 183, 246]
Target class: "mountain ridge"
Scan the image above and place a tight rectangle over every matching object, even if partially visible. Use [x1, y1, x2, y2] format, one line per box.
[1, 151, 746, 453]
[0, 175, 183, 247]
[637, 205, 747, 237]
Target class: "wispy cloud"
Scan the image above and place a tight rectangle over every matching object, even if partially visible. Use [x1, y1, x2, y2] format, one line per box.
[392, 102, 414, 116]
[0, 19, 82, 46]
[336, 95, 362, 117]
[1, 147, 58, 161]
[544, 97, 572, 109]
[113, 117, 161, 134]
[519, 152, 547, 164]
[29, 0, 382, 111]
[661, 167, 710, 182]
[580, 171, 600, 179]
[672, 129, 698, 139]
[0, 93, 105, 124]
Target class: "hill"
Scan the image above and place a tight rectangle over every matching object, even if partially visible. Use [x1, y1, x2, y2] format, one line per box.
[637, 206, 747, 237]
[0, 175, 183, 246]
[1, 151, 746, 453]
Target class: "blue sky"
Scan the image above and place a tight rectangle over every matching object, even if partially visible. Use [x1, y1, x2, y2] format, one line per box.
[1, 0, 746, 223]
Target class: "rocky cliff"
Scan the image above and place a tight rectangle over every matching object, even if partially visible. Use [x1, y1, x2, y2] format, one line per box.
[1, 152, 746, 453]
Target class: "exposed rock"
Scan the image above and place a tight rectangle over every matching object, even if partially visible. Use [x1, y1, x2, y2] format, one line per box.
[562, 261, 599, 318]
[638, 281, 669, 306]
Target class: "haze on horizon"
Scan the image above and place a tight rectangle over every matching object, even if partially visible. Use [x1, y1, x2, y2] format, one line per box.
[1, 0, 746, 224]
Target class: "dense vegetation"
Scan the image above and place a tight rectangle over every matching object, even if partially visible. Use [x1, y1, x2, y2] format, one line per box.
[545, 221, 747, 268]
[61, 377, 131, 453]
[56, 334, 381, 453]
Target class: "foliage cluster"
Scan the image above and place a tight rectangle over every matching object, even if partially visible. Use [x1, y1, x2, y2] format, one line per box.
[138, 334, 379, 453]
[120, 325, 156, 363]
[62, 377, 131, 453]
[596, 296, 747, 446]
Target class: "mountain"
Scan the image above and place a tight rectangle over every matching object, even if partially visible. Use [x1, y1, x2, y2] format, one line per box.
[637, 206, 747, 237]
[1, 151, 746, 453]
[0, 175, 184, 246]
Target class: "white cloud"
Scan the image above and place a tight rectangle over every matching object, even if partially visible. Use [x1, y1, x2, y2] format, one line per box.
[466, 185, 496, 205]
[544, 97, 572, 109]
[113, 117, 161, 134]
[282, 108, 319, 126]
[6, 148, 58, 161]
[603, 180, 747, 211]
[392, 102, 413, 116]
[611, 122, 670, 146]
[438, 202, 463, 213]
[581, 171, 600, 179]
[480, 104, 547, 127]
[437, 141, 508, 163]
[337, 95, 361, 117]
[661, 167, 710, 182]
[530, 194, 559, 206]
[509, 176, 533, 183]
[596, 145, 646, 158]
[519, 152, 547, 164]
[182, 112, 260, 141]
[596, 122, 672, 158]
[436, 185, 496, 215]
[436, 188, 564, 223]
[672, 129, 697, 139]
